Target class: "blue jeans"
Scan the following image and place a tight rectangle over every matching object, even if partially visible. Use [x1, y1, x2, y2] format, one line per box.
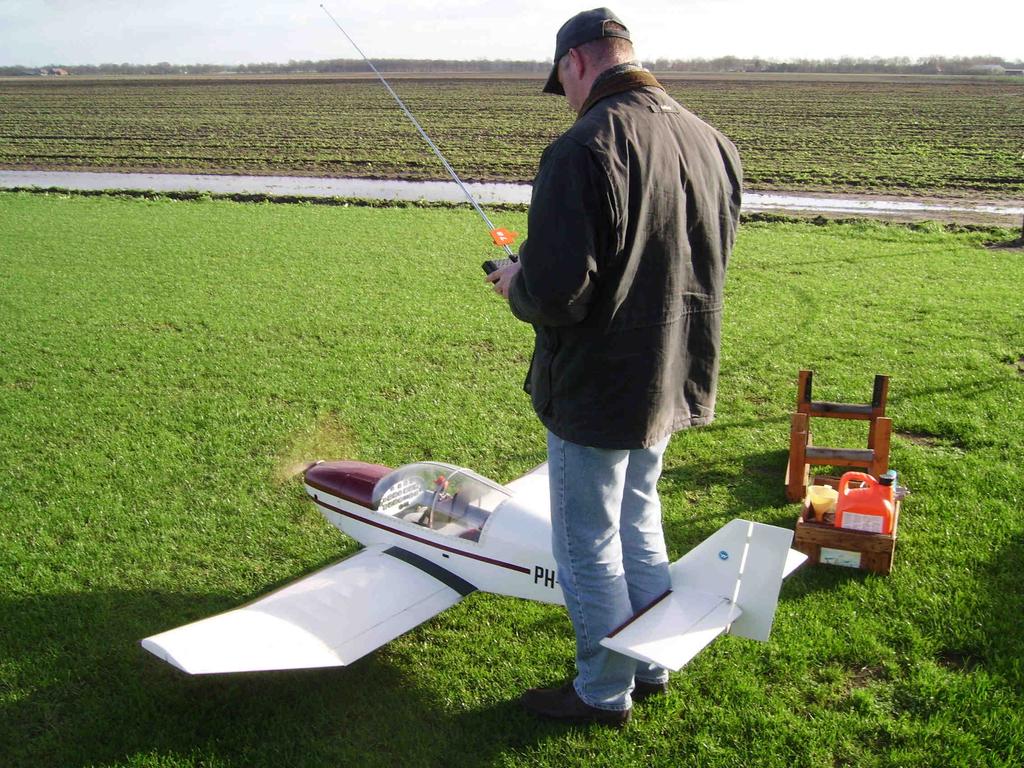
[547, 430, 672, 711]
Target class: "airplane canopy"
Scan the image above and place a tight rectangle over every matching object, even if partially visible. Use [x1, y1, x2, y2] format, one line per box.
[372, 462, 512, 542]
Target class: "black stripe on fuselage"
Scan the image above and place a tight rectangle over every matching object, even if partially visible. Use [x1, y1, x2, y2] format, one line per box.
[384, 547, 477, 597]
[310, 493, 532, 574]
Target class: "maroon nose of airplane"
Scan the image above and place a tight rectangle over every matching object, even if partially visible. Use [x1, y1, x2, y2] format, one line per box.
[304, 460, 393, 508]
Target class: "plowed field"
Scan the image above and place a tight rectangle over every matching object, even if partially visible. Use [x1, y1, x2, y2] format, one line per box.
[1, 74, 1021, 196]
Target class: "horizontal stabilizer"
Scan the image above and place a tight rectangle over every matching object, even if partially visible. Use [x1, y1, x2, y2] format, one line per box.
[783, 548, 808, 577]
[141, 546, 468, 674]
[600, 589, 741, 671]
[601, 519, 801, 670]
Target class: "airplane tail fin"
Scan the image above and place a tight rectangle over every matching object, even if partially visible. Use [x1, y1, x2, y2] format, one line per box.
[600, 519, 803, 671]
[669, 519, 796, 641]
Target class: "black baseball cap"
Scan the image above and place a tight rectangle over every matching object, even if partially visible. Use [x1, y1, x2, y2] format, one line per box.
[543, 7, 631, 95]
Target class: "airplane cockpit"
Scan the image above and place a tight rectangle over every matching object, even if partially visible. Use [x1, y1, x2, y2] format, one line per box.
[371, 462, 512, 542]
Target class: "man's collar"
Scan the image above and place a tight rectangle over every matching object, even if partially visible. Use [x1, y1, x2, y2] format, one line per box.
[577, 64, 664, 118]
[591, 61, 645, 90]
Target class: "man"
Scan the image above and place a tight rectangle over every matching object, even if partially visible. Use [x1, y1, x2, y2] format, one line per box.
[487, 8, 742, 726]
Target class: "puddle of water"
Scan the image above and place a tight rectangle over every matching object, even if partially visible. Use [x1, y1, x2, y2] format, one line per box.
[1, 169, 1021, 219]
[742, 192, 1024, 217]
[0, 170, 533, 204]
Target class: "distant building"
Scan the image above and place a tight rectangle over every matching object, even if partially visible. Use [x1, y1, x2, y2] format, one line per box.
[38, 67, 70, 76]
[1005, 69, 1024, 76]
[968, 64, 1005, 75]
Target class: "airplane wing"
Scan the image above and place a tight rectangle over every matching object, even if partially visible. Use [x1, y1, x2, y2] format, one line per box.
[141, 545, 475, 674]
[600, 520, 803, 671]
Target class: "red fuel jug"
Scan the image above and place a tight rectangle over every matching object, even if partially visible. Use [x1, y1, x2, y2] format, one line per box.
[834, 471, 896, 534]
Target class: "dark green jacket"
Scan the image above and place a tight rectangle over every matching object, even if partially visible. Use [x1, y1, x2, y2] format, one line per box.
[509, 72, 742, 449]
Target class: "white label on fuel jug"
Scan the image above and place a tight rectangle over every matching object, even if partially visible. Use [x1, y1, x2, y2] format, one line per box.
[840, 512, 885, 534]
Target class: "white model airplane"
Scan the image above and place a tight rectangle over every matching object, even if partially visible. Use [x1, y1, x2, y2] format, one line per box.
[142, 460, 806, 675]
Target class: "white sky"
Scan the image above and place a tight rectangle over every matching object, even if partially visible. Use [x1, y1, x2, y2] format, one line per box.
[1, 0, 1020, 67]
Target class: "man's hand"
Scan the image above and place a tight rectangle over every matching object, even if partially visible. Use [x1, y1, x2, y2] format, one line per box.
[485, 260, 522, 301]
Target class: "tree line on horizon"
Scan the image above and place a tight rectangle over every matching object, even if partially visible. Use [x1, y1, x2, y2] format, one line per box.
[4, 54, 1022, 77]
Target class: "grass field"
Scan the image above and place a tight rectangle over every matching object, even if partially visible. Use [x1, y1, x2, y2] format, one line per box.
[1, 73, 1022, 197]
[1, 191, 1022, 767]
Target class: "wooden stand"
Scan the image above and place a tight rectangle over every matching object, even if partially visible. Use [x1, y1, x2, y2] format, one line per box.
[793, 476, 899, 574]
[786, 370, 891, 502]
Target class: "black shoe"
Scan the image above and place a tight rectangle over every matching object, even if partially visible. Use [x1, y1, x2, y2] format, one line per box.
[632, 679, 669, 702]
[520, 682, 631, 727]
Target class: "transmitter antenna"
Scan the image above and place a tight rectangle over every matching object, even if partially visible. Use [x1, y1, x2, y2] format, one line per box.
[320, 4, 517, 259]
